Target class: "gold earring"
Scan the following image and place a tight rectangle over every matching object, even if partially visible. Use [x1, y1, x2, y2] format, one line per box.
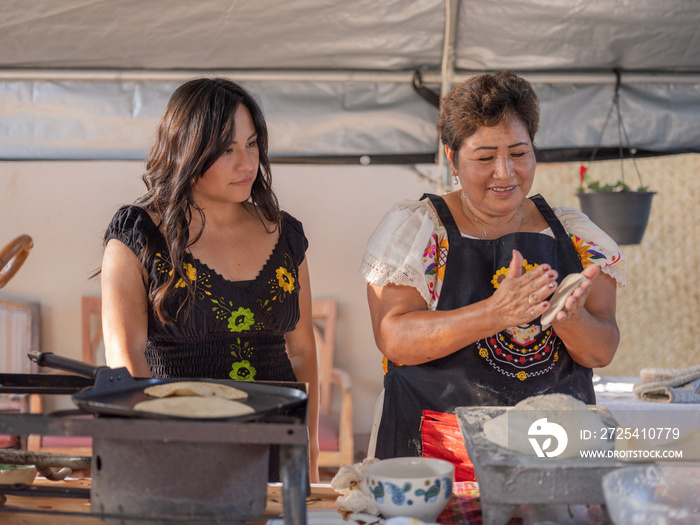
[452, 171, 459, 185]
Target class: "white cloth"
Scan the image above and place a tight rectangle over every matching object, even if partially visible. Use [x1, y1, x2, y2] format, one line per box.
[360, 198, 626, 310]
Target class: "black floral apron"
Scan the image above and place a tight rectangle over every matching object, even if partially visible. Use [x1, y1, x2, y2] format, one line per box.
[375, 193, 595, 459]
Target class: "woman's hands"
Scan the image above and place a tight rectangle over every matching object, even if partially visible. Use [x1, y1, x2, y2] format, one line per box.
[548, 261, 619, 368]
[491, 250, 618, 367]
[490, 250, 605, 328]
[488, 249, 559, 327]
[549, 263, 600, 324]
[368, 249, 561, 365]
[369, 248, 618, 368]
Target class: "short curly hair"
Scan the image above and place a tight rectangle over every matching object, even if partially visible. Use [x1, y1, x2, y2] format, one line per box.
[437, 70, 540, 155]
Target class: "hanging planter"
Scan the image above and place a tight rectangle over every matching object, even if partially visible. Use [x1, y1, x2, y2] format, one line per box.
[577, 190, 655, 245]
[576, 70, 655, 246]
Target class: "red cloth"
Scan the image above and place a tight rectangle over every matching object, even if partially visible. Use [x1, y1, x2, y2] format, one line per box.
[420, 409, 476, 482]
[0, 434, 18, 448]
[437, 481, 523, 524]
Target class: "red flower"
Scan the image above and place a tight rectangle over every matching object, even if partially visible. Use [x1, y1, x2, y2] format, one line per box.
[506, 355, 513, 361]
[535, 353, 541, 360]
[519, 357, 526, 364]
[579, 164, 587, 186]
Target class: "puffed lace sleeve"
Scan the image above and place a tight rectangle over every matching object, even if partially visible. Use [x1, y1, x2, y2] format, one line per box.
[359, 199, 445, 307]
[553, 207, 627, 288]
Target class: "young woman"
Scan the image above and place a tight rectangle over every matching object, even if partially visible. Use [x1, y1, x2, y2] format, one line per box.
[100, 78, 319, 481]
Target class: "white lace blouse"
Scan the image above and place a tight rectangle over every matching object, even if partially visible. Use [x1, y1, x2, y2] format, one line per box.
[360, 198, 626, 310]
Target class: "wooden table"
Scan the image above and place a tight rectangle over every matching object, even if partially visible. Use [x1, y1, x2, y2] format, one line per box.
[2, 477, 618, 525]
[1, 478, 339, 524]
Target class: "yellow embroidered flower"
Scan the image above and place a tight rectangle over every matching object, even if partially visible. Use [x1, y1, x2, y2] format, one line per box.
[522, 259, 537, 272]
[172, 262, 197, 288]
[491, 259, 539, 288]
[517, 371, 527, 381]
[491, 267, 509, 288]
[276, 267, 295, 293]
[570, 236, 594, 267]
[436, 236, 449, 281]
[230, 360, 256, 381]
[479, 348, 488, 358]
[155, 252, 170, 275]
[554, 351, 559, 362]
[228, 307, 255, 332]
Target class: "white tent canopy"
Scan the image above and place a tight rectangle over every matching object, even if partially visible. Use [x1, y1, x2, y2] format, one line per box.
[1, 0, 699, 163]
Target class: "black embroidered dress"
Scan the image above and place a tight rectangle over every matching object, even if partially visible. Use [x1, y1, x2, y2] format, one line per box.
[104, 205, 308, 382]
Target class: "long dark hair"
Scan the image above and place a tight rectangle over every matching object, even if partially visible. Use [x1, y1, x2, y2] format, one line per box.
[137, 77, 280, 323]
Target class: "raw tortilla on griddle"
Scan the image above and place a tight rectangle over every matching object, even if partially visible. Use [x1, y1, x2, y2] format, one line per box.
[143, 381, 247, 400]
[134, 396, 255, 419]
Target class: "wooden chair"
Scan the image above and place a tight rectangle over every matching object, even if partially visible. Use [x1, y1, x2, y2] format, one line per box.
[81, 296, 105, 366]
[0, 298, 40, 449]
[0, 234, 33, 290]
[313, 298, 354, 468]
[27, 296, 102, 454]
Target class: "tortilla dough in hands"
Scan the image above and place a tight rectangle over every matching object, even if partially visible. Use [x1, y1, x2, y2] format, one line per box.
[540, 273, 586, 328]
[483, 393, 612, 459]
[331, 457, 380, 516]
[143, 381, 248, 400]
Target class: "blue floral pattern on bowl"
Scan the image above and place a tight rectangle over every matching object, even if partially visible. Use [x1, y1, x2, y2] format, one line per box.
[369, 477, 452, 508]
[386, 482, 412, 505]
[366, 457, 455, 522]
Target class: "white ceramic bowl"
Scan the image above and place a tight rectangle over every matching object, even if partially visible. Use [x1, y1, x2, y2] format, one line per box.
[602, 465, 700, 525]
[365, 457, 454, 522]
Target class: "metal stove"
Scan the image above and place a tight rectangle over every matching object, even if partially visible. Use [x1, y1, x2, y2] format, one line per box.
[0, 371, 310, 525]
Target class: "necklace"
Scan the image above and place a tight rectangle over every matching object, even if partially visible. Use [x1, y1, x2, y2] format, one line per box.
[460, 190, 526, 239]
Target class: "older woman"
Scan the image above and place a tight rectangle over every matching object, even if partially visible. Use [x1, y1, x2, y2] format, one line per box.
[361, 70, 625, 459]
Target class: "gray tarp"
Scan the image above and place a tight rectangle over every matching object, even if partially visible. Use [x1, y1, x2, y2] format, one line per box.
[0, 0, 699, 161]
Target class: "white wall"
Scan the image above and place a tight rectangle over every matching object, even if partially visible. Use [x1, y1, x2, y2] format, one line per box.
[0, 160, 436, 434]
[5, 156, 698, 433]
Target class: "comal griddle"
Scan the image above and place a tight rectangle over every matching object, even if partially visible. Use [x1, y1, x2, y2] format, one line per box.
[0, 352, 312, 525]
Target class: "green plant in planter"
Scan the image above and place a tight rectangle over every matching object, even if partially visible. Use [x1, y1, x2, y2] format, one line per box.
[576, 166, 655, 245]
[575, 70, 656, 244]
[577, 172, 649, 194]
